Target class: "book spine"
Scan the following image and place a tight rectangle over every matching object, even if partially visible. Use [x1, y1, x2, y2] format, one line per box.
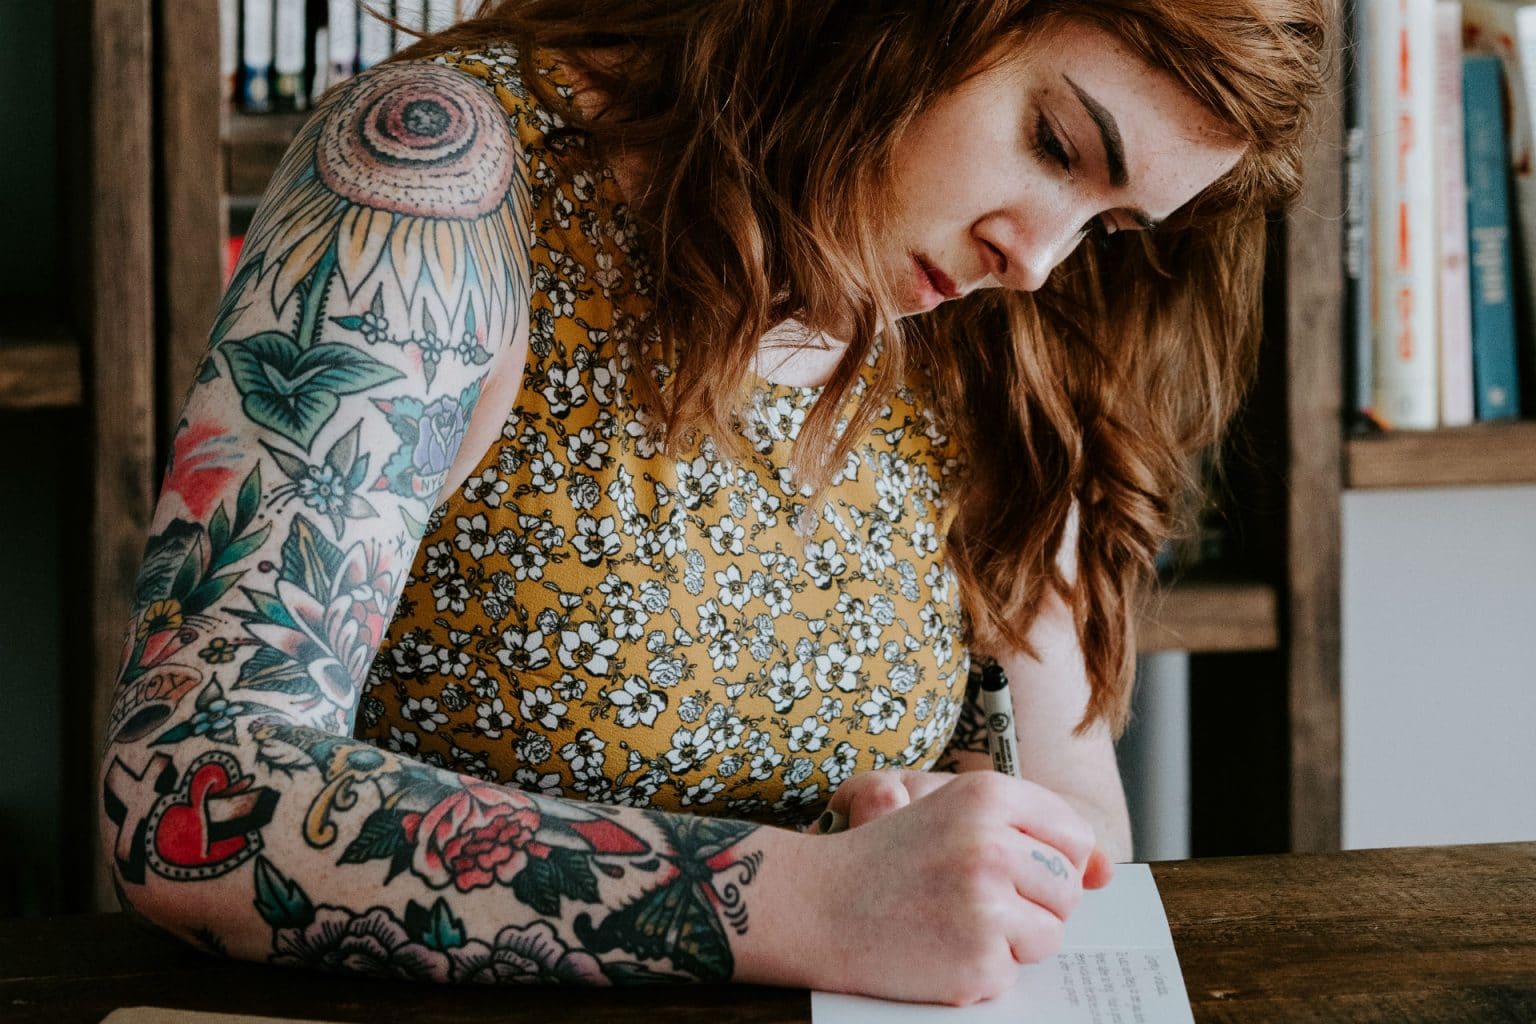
[219, 0, 239, 109]
[1506, 11, 1536, 415]
[1371, 0, 1441, 430]
[360, 1, 394, 70]
[1465, 0, 1536, 415]
[1436, 1, 1476, 426]
[394, 0, 425, 52]
[1463, 54, 1524, 419]
[1344, 0, 1380, 430]
[425, 0, 458, 34]
[240, 0, 275, 113]
[328, 0, 360, 86]
[273, 0, 308, 112]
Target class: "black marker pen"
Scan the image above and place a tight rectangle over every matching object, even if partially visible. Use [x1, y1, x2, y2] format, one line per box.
[977, 660, 1021, 778]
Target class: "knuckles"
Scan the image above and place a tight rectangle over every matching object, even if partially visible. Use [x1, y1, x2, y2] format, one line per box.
[1011, 912, 1066, 965]
[942, 949, 1023, 1007]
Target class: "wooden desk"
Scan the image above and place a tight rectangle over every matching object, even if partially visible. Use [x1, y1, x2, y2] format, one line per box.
[3, 842, 1532, 1023]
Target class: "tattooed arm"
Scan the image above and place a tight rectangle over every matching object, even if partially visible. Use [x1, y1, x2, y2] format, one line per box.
[95, 62, 825, 988]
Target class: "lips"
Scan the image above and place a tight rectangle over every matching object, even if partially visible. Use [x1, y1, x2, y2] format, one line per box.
[916, 255, 959, 299]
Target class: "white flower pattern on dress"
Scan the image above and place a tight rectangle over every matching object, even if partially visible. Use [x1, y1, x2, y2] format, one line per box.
[355, 43, 973, 828]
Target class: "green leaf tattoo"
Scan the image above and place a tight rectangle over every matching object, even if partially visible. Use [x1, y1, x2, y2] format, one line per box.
[223, 332, 404, 451]
[405, 898, 468, 952]
[253, 856, 315, 930]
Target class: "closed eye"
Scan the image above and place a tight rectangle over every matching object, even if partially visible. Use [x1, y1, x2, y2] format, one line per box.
[1032, 111, 1114, 246]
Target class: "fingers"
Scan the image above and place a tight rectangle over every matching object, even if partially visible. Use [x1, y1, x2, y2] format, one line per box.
[1083, 846, 1114, 889]
[1005, 834, 1085, 925]
[847, 772, 912, 828]
[814, 769, 929, 834]
[1005, 901, 1067, 966]
[976, 775, 1096, 874]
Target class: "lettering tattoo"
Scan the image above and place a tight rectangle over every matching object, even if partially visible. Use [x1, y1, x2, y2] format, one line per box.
[100, 62, 769, 987]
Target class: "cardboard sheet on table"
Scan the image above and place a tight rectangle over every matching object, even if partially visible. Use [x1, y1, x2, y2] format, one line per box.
[101, 1009, 347, 1024]
[812, 864, 1195, 1023]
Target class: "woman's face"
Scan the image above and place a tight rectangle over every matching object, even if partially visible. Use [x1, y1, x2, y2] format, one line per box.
[883, 18, 1247, 314]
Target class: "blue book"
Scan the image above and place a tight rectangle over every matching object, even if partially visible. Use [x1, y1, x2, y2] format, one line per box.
[1463, 55, 1523, 421]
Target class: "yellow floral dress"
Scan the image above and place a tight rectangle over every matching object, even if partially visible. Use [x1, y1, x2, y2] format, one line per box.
[354, 43, 972, 827]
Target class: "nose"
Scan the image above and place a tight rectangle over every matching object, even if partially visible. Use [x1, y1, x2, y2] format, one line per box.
[974, 211, 1082, 293]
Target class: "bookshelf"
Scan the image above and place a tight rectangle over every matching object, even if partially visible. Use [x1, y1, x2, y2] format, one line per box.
[67, 1, 1358, 907]
[1348, 421, 1536, 489]
[0, 314, 81, 410]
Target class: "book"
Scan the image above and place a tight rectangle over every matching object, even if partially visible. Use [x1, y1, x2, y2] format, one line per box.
[219, 0, 239, 109]
[1370, 0, 1442, 430]
[273, 0, 309, 112]
[1436, 1, 1476, 427]
[1344, 0, 1380, 431]
[1463, 0, 1536, 415]
[328, 0, 360, 87]
[240, 0, 275, 113]
[426, 0, 461, 34]
[1463, 54, 1524, 419]
[360, 1, 395, 70]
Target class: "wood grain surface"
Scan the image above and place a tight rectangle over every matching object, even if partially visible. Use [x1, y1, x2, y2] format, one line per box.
[87, 0, 159, 912]
[1347, 422, 1536, 490]
[156, 0, 225, 436]
[0, 340, 82, 409]
[3, 843, 1530, 1024]
[1282, 16, 1346, 855]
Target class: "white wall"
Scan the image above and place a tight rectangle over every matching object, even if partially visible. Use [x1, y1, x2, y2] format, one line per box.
[1116, 653, 1191, 862]
[1341, 484, 1536, 849]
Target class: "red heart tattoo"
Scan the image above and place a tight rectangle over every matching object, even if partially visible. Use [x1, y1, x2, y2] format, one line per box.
[146, 751, 278, 881]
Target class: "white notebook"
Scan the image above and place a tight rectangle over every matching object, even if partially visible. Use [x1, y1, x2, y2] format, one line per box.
[812, 863, 1194, 1023]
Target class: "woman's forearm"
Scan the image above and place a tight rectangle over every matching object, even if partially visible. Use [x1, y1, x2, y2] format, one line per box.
[99, 723, 829, 987]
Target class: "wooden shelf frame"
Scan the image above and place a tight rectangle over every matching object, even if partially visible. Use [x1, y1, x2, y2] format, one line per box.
[1347, 421, 1536, 490]
[0, 314, 81, 409]
[1140, 580, 1280, 654]
[1283, 31, 1346, 853]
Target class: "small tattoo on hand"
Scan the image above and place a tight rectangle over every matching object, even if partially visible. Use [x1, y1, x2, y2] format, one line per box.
[1032, 849, 1068, 878]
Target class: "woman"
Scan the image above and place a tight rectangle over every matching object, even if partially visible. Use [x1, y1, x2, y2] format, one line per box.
[97, 0, 1327, 1006]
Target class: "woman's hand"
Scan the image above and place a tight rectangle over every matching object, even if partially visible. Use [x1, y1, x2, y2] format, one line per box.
[810, 766, 1115, 882]
[807, 768, 961, 834]
[799, 771, 1114, 1006]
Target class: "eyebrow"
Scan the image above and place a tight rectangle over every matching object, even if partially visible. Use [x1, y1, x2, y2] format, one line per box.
[1062, 73, 1162, 230]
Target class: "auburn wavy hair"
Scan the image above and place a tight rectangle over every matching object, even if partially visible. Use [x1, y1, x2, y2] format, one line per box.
[374, 0, 1330, 737]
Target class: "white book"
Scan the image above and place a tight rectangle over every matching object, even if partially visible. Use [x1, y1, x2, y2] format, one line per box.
[311, 26, 330, 103]
[1370, 0, 1441, 430]
[219, 0, 239, 107]
[1463, 0, 1536, 403]
[274, 0, 308, 109]
[426, 0, 460, 33]
[391, 0, 425, 53]
[241, 0, 275, 110]
[360, 1, 395, 69]
[328, 0, 360, 84]
[274, 0, 307, 75]
[1436, 1, 1476, 426]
